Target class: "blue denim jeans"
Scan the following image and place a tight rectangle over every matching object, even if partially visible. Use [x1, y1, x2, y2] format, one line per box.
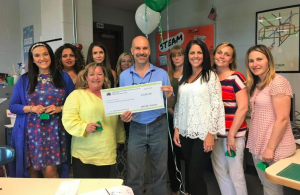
[127, 115, 168, 195]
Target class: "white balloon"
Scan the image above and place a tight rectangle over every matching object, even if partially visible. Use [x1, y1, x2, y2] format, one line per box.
[135, 4, 160, 35]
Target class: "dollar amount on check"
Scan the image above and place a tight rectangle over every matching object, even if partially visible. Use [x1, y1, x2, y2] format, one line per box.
[101, 81, 164, 116]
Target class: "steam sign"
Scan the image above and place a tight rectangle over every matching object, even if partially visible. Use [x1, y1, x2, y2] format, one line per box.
[159, 32, 184, 52]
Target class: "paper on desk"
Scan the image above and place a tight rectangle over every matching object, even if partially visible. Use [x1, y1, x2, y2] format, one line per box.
[55, 180, 80, 195]
[80, 188, 110, 195]
[107, 185, 134, 195]
[0, 98, 7, 104]
[79, 185, 133, 195]
[295, 139, 300, 145]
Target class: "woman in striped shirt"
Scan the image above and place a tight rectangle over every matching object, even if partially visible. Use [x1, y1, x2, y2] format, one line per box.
[211, 42, 248, 195]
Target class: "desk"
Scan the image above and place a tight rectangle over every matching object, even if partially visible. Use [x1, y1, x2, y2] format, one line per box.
[0, 178, 123, 195]
[265, 149, 300, 190]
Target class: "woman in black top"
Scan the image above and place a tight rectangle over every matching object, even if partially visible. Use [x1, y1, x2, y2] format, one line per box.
[167, 45, 190, 195]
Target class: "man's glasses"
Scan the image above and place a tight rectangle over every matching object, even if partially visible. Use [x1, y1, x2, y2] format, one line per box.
[132, 71, 153, 85]
[171, 54, 184, 58]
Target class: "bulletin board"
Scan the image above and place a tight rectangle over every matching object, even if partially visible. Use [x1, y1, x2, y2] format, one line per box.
[155, 24, 215, 69]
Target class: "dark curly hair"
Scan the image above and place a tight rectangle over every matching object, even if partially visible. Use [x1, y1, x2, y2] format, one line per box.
[55, 43, 85, 74]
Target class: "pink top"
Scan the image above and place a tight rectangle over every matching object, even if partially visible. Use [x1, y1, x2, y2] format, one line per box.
[247, 74, 296, 162]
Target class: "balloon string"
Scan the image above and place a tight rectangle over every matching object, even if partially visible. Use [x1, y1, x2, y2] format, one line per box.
[167, 0, 170, 51]
[145, 5, 148, 38]
[159, 13, 163, 44]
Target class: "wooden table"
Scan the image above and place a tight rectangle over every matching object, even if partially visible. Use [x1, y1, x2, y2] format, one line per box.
[265, 149, 300, 190]
[0, 178, 123, 195]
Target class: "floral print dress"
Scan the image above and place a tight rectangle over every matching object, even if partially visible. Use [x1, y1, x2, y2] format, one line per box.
[25, 74, 67, 170]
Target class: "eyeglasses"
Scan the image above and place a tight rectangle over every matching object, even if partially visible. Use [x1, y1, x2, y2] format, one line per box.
[171, 54, 184, 58]
[132, 71, 153, 85]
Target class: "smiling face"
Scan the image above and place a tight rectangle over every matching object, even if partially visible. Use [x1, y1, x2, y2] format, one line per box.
[248, 51, 269, 80]
[188, 44, 203, 70]
[120, 55, 133, 71]
[214, 46, 233, 69]
[92, 46, 105, 64]
[131, 36, 150, 65]
[86, 66, 105, 91]
[61, 48, 76, 69]
[32, 46, 51, 74]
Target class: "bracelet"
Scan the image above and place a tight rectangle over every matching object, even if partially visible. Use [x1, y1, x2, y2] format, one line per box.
[29, 105, 33, 113]
[60, 105, 63, 112]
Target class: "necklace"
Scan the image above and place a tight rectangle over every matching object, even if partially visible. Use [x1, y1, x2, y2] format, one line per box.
[73, 76, 77, 84]
[37, 74, 53, 84]
[188, 70, 202, 83]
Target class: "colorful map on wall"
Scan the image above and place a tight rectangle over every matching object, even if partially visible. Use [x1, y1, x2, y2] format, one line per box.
[256, 6, 300, 72]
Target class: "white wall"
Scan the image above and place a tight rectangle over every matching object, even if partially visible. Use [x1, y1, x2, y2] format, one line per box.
[0, 0, 21, 74]
[149, 0, 300, 113]
[40, 0, 93, 55]
[92, 5, 137, 53]
[40, 0, 64, 50]
[62, 0, 93, 57]
[19, 0, 42, 66]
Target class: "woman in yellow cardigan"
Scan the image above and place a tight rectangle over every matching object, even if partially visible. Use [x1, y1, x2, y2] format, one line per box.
[62, 62, 125, 178]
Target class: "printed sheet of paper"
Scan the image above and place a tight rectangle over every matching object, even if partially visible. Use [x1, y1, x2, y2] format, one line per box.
[107, 185, 134, 195]
[55, 180, 80, 195]
[101, 82, 164, 116]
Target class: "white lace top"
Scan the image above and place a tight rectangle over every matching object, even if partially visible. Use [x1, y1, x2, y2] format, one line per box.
[174, 71, 225, 140]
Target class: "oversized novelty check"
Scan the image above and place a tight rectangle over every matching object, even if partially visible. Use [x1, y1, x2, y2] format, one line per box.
[101, 81, 164, 116]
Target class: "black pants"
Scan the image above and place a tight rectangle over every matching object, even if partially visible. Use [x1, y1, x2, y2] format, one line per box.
[168, 115, 190, 193]
[72, 157, 112, 178]
[180, 135, 211, 195]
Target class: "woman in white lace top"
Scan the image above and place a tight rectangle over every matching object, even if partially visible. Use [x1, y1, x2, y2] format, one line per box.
[173, 39, 225, 195]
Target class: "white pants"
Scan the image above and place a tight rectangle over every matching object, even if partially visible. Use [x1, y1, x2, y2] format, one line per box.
[252, 156, 283, 195]
[211, 137, 247, 195]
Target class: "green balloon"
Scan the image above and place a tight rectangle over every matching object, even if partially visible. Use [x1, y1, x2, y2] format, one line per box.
[144, 0, 172, 12]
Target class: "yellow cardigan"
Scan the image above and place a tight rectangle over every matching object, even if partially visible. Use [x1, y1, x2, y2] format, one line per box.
[62, 89, 125, 166]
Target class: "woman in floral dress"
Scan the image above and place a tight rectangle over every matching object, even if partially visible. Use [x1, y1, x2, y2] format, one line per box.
[9, 42, 74, 178]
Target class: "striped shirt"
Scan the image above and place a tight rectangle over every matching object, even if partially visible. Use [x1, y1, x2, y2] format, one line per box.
[217, 71, 247, 138]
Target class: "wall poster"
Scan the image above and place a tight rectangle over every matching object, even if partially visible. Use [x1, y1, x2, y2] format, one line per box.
[256, 5, 300, 73]
[23, 25, 34, 62]
[155, 24, 215, 70]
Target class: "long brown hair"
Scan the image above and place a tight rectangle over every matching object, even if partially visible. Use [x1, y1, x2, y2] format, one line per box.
[86, 42, 113, 79]
[167, 45, 185, 81]
[180, 39, 212, 85]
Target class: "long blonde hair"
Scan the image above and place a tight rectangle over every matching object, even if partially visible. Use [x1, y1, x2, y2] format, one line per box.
[77, 62, 111, 89]
[245, 45, 276, 96]
[115, 52, 134, 84]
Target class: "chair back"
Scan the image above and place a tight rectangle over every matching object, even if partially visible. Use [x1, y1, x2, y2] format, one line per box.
[0, 145, 15, 166]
